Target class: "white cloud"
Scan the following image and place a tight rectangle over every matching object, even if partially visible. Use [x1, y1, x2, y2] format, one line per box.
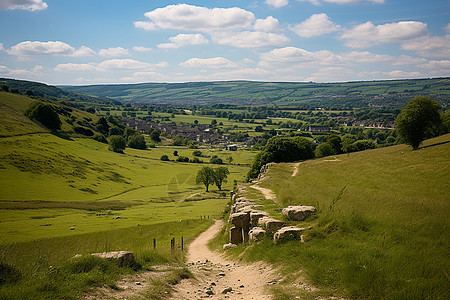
[254, 16, 280, 32]
[341, 21, 428, 48]
[133, 46, 152, 52]
[97, 59, 156, 70]
[291, 13, 340, 37]
[7, 41, 95, 57]
[266, 0, 289, 8]
[384, 70, 421, 78]
[212, 31, 289, 48]
[0, 43, 4, 51]
[158, 34, 209, 49]
[419, 60, 450, 69]
[0, 64, 43, 78]
[55, 59, 166, 73]
[445, 24, 450, 34]
[136, 4, 255, 33]
[297, 0, 321, 5]
[401, 35, 450, 57]
[54, 63, 97, 72]
[179, 57, 237, 69]
[98, 47, 129, 57]
[134, 21, 157, 31]
[259, 47, 342, 67]
[0, 0, 47, 11]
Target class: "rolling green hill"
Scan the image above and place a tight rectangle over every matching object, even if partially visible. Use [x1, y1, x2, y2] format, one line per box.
[231, 133, 450, 299]
[60, 77, 450, 108]
[0, 78, 119, 106]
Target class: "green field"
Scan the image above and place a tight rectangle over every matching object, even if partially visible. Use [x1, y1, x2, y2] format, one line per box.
[61, 78, 450, 108]
[225, 134, 450, 299]
[0, 91, 258, 298]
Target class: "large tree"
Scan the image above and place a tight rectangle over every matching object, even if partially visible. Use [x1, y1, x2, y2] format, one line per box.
[108, 135, 126, 153]
[196, 166, 215, 192]
[213, 167, 230, 191]
[395, 97, 442, 150]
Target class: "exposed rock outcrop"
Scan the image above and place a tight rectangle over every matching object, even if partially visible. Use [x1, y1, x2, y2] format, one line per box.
[91, 251, 135, 267]
[282, 205, 316, 221]
[273, 226, 305, 243]
[249, 227, 266, 242]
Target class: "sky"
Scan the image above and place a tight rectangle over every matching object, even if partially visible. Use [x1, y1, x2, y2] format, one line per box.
[0, 0, 449, 85]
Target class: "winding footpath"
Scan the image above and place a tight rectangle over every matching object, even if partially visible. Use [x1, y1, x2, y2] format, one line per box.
[171, 220, 278, 299]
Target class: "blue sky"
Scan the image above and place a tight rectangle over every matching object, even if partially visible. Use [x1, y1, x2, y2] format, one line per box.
[0, 0, 449, 85]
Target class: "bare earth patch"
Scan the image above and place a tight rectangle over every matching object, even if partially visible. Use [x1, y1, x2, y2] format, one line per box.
[250, 184, 278, 204]
[171, 220, 279, 299]
[291, 162, 300, 177]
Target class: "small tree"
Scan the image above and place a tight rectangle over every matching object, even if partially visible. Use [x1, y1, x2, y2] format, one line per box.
[160, 155, 169, 161]
[108, 136, 126, 153]
[127, 133, 146, 149]
[395, 97, 442, 150]
[196, 166, 215, 192]
[25, 102, 61, 130]
[173, 150, 178, 156]
[213, 167, 230, 191]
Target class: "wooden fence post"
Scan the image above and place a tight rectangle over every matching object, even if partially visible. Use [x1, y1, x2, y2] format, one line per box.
[153, 238, 156, 250]
[181, 236, 184, 251]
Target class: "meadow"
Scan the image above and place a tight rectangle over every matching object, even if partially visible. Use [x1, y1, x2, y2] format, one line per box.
[0, 91, 258, 298]
[219, 134, 449, 299]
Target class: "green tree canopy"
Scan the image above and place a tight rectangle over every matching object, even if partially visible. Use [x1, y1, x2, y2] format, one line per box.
[108, 135, 126, 153]
[395, 97, 442, 150]
[213, 167, 230, 191]
[127, 133, 146, 150]
[196, 166, 215, 192]
[25, 102, 61, 130]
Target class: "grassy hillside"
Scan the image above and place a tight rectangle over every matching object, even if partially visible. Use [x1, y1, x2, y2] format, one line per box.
[0, 89, 257, 298]
[0, 78, 118, 105]
[232, 134, 449, 299]
[61, 77, 450, 108]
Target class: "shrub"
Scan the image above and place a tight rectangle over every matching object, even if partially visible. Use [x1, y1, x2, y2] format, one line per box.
[192, 150, 202, 157]
[108, 136, 126, 153]
[160, 155, 169, 161]
[315, 142, 334, 158]
[25, 102, 62, 130]
[176, 156, 189, 162]
[127, 133, 146, 150]
[74, 126, 94, 136]
[93, 135, 108, 144]
[0, 262, 22, 284]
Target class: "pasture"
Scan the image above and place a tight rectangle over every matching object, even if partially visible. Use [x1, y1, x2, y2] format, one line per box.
[228, 134, 450, 299]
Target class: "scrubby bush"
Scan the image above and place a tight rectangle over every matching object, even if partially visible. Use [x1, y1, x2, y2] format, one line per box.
[160, 155, 169, 161]
[192, 150, 202, 157]
[127, 133, 146, 150]
[25, 102, 62, 130]
[108, 136, 126, 153]
[176, 156, 189, 162]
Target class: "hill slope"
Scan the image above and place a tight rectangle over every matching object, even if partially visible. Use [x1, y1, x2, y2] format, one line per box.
[236, 134, 450, 299]
[60, 78, 450, 108]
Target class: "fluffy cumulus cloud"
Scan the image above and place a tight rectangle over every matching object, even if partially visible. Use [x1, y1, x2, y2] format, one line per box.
[254, 16, 279, 32]
[341, 21, 428, 48]
[7, 41, 95, 57]
[0, 64, 43, 79]
[212, 31, 289, 48]
[0, 43, 5, 52]
[98, 47, 129, 57]
[259, 47, 342, 67]
[158, 34, 209, 49]
[291, 13, 340, 37]
[135, 4, 255, 32]
[0, 0, 47, 11]
[179, 57, 237, 69]
[400, 35, 450, 58]
[266, 0, 289, 8]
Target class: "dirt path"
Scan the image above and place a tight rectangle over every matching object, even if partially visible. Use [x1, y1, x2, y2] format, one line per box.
[171, 220, 278, 299]
[250, 184, 278, 204]
[291, 162, 300, 177]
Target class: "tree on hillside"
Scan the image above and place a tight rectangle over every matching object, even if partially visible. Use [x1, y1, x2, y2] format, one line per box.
[395, 97, 442, 150]
[247, 136, 315, 180]
[196, 166, 215, 192]
[213, 167, 230, 191]
[25, 102, 61, 130]
[127, 133, 146, 149]
[108, 135, 126, 153]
